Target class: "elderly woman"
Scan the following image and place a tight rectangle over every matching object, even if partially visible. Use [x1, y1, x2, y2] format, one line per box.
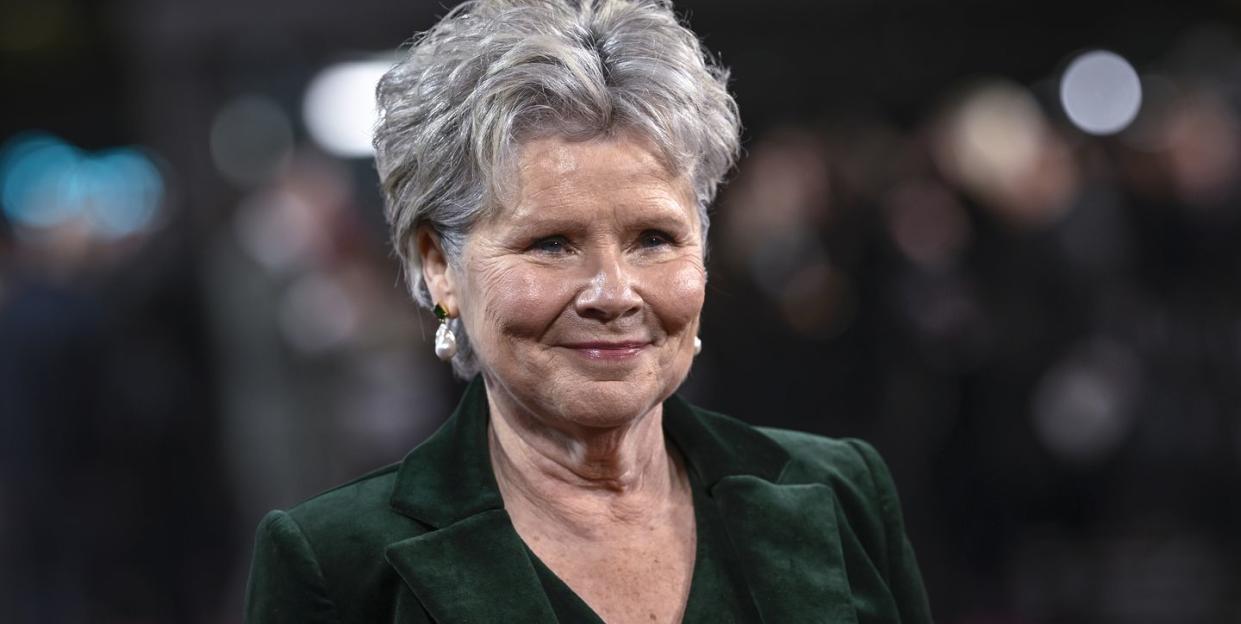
[245, 1, 931, 622]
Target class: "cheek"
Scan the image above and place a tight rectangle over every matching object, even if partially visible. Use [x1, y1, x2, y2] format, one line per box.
[644, 259, 707, 332]
[466, 259, 573, 340]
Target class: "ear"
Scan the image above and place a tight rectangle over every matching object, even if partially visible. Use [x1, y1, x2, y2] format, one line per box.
[416, 226, 458, 316]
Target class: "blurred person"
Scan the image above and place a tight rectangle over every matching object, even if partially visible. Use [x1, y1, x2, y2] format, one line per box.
[244, 1, 931, 623]
[0, 149, 235, 621]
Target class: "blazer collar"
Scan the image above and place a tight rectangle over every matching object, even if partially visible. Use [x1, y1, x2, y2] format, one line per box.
[386, 378, 560, 622]
[388, 377, 503, 528]
[385, 377, 856, 623]
[388, 376, 792, 527]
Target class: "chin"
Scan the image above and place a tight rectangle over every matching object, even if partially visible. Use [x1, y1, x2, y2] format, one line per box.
[561, 382, 660, 426]
[483, 344, 695, 428]
[549, 361, 692, 427]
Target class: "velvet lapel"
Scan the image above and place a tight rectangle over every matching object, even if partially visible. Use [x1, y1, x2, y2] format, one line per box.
[384, 379, 856, 623]
[385, 509, 556, 623]
[384, 378, 556, 623]
[663, 397, 859, 624]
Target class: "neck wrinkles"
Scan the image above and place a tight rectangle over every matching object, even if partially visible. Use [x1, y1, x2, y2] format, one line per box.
[485, 384, 684, 532]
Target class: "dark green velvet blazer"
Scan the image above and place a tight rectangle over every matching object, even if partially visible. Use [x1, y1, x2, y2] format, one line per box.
[245, 378, 933, 623]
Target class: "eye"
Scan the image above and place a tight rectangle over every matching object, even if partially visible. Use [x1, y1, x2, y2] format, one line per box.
[530, 235, 571, 254]
[637, 229, 674, 249]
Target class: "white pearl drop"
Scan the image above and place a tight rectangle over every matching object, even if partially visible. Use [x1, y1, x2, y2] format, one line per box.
[435, 323, 458, 361]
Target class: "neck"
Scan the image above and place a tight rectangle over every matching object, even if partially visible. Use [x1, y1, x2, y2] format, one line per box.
[485, 385, 685, 534]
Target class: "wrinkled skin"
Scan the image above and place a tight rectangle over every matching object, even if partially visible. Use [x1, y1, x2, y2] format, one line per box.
[420, 133, 706, 438]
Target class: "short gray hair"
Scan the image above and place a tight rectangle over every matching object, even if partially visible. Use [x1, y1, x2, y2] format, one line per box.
[374, 0, 741, 377]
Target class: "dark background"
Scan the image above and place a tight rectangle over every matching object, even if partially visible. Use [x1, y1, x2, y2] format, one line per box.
[2, 0, 1240, 622]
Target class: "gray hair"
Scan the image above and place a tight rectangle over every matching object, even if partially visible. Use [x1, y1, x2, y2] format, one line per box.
[373, 0, 741, 377]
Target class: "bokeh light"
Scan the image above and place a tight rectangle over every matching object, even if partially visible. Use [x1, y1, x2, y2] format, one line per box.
[1031, 340, 1139, 466]
[0, 133, 81, 228]
[934, 81, 1078, 226]
[279, 272, 359, 353]
[83, 149, 164, 237]
[210, 94, 294, 188]
[1060, 50, 1143, 136]
[302, 59, 392, 158]
[942, 82, 1044, 187]
[0, 132, 164, 237]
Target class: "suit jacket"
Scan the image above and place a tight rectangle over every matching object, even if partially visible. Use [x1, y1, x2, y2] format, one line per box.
[245, 378, 933, 623]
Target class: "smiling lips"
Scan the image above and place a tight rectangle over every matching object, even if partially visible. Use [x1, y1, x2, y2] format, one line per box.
[561, 341, 651, 360]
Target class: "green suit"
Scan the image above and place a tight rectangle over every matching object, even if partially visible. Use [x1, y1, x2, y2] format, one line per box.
[245, 378, 933, 622]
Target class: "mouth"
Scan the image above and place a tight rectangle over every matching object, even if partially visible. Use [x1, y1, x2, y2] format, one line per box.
[560, 341, 651, 361]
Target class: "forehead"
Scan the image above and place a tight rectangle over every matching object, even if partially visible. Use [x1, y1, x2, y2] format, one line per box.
[495, 134, 697, 224]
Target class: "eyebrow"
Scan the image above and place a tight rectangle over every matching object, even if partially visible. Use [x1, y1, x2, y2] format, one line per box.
[506, 202, 695, 233]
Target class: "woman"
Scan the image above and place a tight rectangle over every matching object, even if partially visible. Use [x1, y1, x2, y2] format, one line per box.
[245, 1, 932, 622]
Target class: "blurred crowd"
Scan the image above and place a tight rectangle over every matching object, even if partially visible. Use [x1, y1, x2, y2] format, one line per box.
[699, 30, 1241, 621]
[2, 0, 1240, 622]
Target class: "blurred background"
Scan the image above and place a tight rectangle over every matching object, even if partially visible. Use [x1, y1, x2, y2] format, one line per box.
[2, 0, 1240, 621]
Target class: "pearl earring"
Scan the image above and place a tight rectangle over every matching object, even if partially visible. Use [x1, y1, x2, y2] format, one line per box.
[694, 336, 702, 356]
[433, 304, 458, 361]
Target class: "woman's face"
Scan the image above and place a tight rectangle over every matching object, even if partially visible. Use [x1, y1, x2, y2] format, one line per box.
[445, 134, 705, 428]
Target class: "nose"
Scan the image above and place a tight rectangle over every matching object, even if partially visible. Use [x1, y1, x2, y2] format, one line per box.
[574, 248, 643, 323]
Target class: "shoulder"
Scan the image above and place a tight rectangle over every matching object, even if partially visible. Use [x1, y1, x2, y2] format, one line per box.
[676, 405, 933, 619]
[755, 426, 926, 599]
[755, 427, 887, 495]
[680, 402, 900, 530]
[248, 464, 428, 623]
[744, 425, 901, 565]
[754, 426, 899, 521]
[279, 463, 412, 542]
[682, 400, 883, 490]
[273, 462, 431, 574]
